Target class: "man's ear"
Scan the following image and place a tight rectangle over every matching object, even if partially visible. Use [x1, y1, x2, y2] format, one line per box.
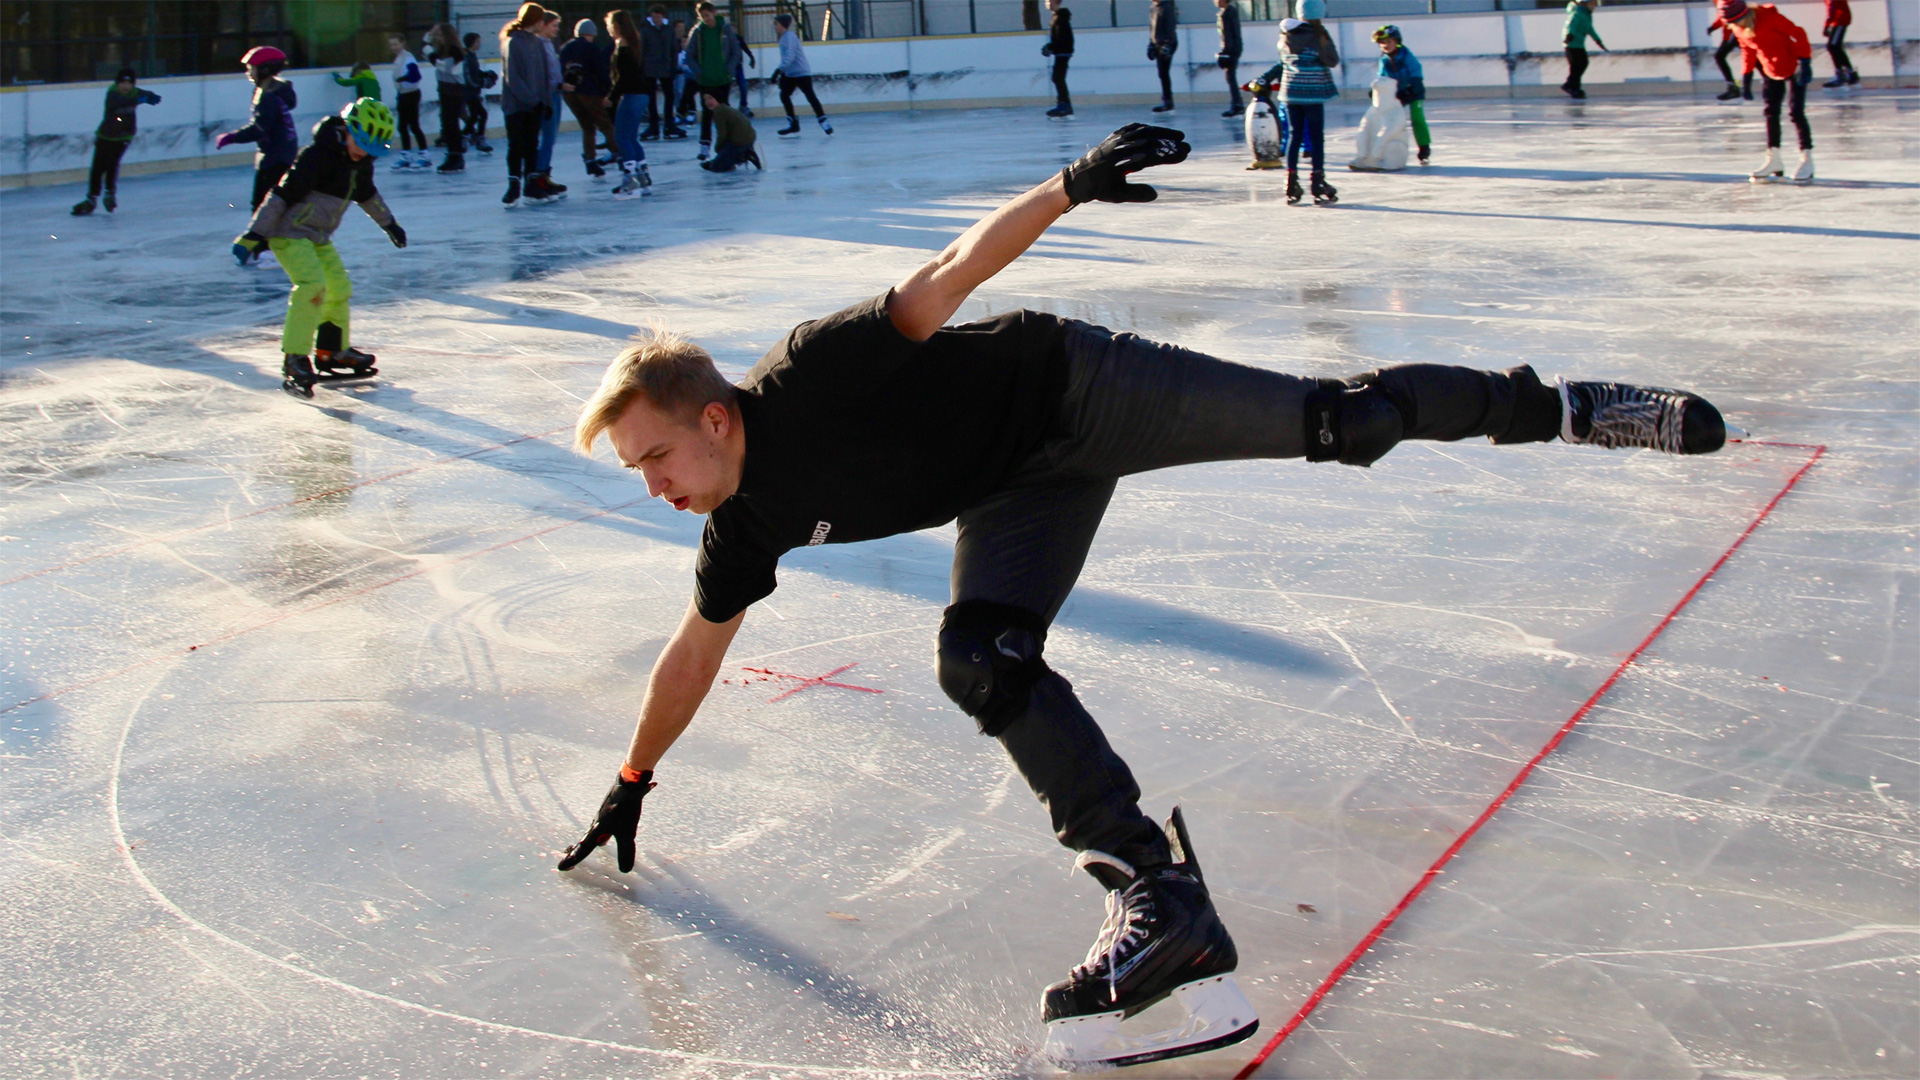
[703, 400, 732, 437]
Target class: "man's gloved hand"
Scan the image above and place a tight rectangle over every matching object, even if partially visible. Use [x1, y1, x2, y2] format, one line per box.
[1060, 123, 1190, 208]
[232, 231, 264, 266]
[214, 131, 241, 149]
[383, 221, 407, 248]
[1042, 43, 1053, 57]
[556, 768, 656, 872]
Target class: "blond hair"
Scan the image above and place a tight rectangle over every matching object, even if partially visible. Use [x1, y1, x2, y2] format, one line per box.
[575, 326, 738, 454]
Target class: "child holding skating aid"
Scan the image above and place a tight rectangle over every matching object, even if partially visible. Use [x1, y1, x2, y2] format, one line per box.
[1373, 25, 1430, 164]
[72, 68, 161, 216]
[230, 99, 409, 399]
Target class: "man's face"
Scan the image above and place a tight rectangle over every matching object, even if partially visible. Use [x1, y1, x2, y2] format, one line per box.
[1046, 0, 1061, 12]
[699, 9, 717, 26]
[607, 398, 739, 515]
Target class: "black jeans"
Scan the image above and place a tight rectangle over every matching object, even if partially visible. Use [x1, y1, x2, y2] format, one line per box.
[1826, 25, 1850, 72]
[955, 322, 1562, 868]
[638, 76, 677, 129]
[1155, 51, 1174, 104]
[1224, 58, 1243, 110]
[1714, 35, 1738, 83]
[1762, 75, 1812, 149]
[1565, 47, 1589, 91]
[395, 89, 427, 150]
[464, 88, 489, 142]
[696, 83, 731, 143]
[87, 138, 128, 198]
[779, 74, 827, 119]
[1051, 55, 1072, 108]
[436, 83, 465, 156]
[504, 109, 543, 178]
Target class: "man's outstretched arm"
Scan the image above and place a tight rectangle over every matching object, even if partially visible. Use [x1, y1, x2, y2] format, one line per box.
[557, 599, 744, 872]
[889, 124, 1191, 342]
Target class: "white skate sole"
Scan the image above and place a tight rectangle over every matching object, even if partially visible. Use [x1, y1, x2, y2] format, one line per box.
[1042, 973, 1259, 1071]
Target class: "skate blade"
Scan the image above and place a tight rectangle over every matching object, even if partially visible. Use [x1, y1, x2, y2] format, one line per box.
[311, 368, 378, 384]
[1041, 974, 1259, 1072]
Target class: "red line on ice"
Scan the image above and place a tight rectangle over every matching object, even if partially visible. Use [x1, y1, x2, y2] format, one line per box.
[740, 663, 884, 703]
[1234, 441, 1825, 1078]
[0, 496, 650, 717]
[0, 425, 570, 589]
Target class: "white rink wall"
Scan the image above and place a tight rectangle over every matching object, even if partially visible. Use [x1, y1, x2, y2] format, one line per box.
[4, 0, 1914, 186]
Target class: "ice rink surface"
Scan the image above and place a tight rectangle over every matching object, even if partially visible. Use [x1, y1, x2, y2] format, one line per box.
[2, 91, 1916, 1078]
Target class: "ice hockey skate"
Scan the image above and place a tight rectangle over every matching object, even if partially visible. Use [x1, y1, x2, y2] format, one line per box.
[1558, 377, 1726, 454]
[1040, 808, 1259, 1071]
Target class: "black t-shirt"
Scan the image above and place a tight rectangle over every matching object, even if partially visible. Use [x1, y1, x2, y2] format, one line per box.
[694, 293, 1069, 623]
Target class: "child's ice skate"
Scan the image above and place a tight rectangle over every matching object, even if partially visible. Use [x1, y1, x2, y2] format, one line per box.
[1285, 170, 1303, 205]
[1749, 147, 1784, 183]
[612, 163, 645, 200]
[1558, 377, 1727, 455]
[1040, 808, 1259, 1071]
[1310, 173, 1339, 205]
[71, 196, 96, 216]
[1792, 149, 1814, 184]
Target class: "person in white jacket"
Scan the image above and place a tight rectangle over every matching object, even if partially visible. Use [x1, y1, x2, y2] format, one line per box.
[771, 14, 831, 137]
[387, 33, 429, 169]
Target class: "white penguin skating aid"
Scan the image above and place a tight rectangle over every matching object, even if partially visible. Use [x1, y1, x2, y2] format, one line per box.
[1349, 76, 1410, 172]
[1244, 98, 1284, 170]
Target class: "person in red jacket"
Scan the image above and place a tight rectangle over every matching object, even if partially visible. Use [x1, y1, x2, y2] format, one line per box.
[1822, 0, 1857, 87]
[1719, 0, 1814, 183]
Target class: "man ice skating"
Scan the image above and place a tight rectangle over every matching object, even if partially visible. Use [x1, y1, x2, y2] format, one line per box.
[1719, 0, 1817, 183]
[553, 123, 1730, 1069]
[232, 99, 408, 400]
[772, 13, 833, 135]
[1148, 0, 1179, 112]
[1215, 0, 1244, 117]
[1042, 0, 1075, 119]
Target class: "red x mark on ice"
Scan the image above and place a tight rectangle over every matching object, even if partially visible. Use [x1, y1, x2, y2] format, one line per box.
[739, 663, 883, 703]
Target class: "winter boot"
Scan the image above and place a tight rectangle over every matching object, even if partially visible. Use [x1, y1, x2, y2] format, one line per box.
[71, 196, 96, 216]
[1792, 149, 1815, 183]
[1285, 170, 1304, 205]
[1558, 378, 1727, 455]
[1749, 147, 1784, 182]
[1310, 173, 1338, 205]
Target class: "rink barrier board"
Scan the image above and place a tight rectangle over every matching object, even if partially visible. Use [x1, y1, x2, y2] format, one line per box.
[5, 0, 1914, 186]
[1231, 440, 1829, 1079]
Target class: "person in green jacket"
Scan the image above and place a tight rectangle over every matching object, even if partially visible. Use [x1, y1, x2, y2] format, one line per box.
[73, 67, 161, 216]
[1562, 0, 1609, 99]
[333, 62, 382, 102]
[684, 2, 740, 161]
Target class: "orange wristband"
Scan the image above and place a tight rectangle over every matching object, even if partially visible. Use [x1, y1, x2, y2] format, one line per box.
[619, 764, 646, 783]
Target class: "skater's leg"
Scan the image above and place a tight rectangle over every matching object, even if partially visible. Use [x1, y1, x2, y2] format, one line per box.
[1762, 76, 1785, 147]
[1156, 52, 1174, 106]
[313, 242, 352, 346]
[1036, 322, 1562, 478]
[1827, 25, 1849, 76]
[1225, 60, 1242, 110]
[799, 76, 826, 118]
[1714, 35, 1738, 84]
[1408, 100, 1430, 153]
[779, 75, 799, 121]
[439, 85, 466, 156]
[1787, 76, 1812, 150]
[1284, 103, 1306, 170]
[271, 239, 327, 356]
[252, 159, 289, 210]
[1306, 103, 1326, 175]
[1053, 56, 1072, 108]
[945, 475, 1173, 870]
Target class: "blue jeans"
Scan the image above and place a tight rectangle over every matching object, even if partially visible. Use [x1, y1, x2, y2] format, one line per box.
[614, 95, 650, 164]
[536, 89, 562, 172]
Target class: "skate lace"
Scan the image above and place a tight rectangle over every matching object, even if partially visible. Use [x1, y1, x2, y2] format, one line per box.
[1073, 880, 1157, 1004]
[1578, 383, 1686, 454]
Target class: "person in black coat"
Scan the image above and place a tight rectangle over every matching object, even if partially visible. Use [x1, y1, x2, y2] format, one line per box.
[1216, 0, 1244, 116]
[1149, 0, 1179, 112]
[1043, 0, 1075, 117]
[638, 5, 686, 139]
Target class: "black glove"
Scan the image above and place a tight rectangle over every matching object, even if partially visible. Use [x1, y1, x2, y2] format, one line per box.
[1216, 52, 1233, 69]
[1395, 86, 1414, 105]
[1146, 44, 1157, 60]
[556, 769, 656, 872]
[383, 221, 406, 248]
[1060, 123, 1191, 208]
[1042, 43, 1053, 57]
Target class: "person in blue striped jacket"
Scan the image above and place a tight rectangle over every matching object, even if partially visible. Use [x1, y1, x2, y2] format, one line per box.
[1276, 0, 1339, 204]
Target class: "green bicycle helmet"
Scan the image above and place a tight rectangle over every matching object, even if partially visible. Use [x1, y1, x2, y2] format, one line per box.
[340, 97, 395, 157]
[1372, 24, 1403, 43]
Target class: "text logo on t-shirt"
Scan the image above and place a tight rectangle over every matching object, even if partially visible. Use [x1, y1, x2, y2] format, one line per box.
[808, 520, 832, 546]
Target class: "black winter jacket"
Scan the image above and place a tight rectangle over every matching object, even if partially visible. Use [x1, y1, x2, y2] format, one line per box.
[246, 116, 396, 244]
[1047, 9, 1075, 56]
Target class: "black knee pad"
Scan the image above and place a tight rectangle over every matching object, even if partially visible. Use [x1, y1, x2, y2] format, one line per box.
[937, 600, 1052, 738]
[1304, 382, 1404, 467]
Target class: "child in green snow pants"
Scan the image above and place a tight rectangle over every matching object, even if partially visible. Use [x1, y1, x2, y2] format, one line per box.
[272, 238, 353, 356]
